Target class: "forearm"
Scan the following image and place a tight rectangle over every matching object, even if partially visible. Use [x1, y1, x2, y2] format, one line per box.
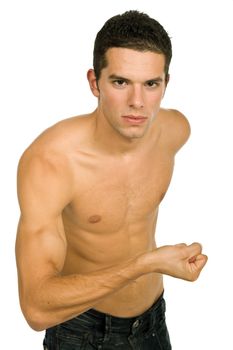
[20, 243, 207, 331]
[23, 254, 148, 331]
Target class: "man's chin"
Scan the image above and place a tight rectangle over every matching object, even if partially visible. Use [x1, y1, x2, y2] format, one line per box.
[119, 129, 148, 141]
[124, 123, 151, 137]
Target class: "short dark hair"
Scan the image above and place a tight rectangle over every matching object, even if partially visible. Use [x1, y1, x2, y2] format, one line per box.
[93, 10, 172, 81]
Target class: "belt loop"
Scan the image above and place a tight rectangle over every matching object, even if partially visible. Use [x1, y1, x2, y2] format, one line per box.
[103, 314, 111, 342]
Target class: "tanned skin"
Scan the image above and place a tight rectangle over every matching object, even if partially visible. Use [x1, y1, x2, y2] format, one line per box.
[16, 48, 207, 331]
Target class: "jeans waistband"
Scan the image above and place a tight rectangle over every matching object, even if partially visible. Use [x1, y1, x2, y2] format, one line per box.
[45, 291, 170, 348]
[81, 291, 165, 334]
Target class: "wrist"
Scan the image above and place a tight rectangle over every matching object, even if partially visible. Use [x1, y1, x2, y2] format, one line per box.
[134, 251, 158, 276]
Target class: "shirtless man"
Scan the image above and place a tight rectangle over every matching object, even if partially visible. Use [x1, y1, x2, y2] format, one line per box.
[16, 10, 207, 349]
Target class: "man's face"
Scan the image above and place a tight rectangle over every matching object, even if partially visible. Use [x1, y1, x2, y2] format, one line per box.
[94, 48, 167, 140]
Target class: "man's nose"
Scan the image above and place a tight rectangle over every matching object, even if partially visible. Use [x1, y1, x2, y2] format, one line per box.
[128, 85, 144, 109]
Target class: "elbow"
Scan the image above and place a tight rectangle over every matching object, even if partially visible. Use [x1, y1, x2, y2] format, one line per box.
[28, 320, 47, 332]
[21, 303, 51, 331]
[24, 309, 48, 331]
[19, 285, 60, 331]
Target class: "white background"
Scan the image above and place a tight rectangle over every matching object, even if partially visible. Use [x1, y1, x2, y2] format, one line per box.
[0, 0, 232, 348]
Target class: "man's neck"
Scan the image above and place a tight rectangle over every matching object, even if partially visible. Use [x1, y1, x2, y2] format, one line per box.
[91, 109, 156, 156]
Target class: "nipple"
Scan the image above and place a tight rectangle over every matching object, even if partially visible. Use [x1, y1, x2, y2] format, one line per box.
[88, 215, 102, 224]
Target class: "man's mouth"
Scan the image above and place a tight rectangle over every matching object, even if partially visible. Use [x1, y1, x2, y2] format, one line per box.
[122, 115, 148, 124]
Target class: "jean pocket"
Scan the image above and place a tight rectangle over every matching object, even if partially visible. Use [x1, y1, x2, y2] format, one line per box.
[143, 299, 171, 349]
[152, 321, 171, 350]
[56, 327, 89, 350]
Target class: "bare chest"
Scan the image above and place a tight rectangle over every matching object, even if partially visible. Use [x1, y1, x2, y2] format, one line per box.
[63, 151, 174, 234]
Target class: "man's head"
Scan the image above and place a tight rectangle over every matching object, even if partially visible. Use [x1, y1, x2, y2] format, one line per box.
[93, 10, 172, 82]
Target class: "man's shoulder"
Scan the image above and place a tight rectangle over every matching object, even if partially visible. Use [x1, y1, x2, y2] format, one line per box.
[35, 114, 91, 147]
[159, 108, 190, 129]
[18, 114, 92, 176]
[158, 108, 191, 153]
[23, 114, 91, 154]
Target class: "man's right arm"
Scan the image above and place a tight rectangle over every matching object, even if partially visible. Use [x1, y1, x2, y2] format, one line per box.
[16, 149, 149, 331]
[16, 215, 148, 331]
[16, 150, 207, 331]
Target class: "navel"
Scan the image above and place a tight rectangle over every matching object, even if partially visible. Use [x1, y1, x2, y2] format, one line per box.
[88, 215, 102, 224]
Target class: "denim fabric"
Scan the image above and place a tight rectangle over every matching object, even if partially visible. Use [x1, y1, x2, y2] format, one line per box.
[43, 293, 171, 349]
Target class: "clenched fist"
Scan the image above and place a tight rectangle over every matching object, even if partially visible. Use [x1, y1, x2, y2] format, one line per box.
[143, 242, 208, 281]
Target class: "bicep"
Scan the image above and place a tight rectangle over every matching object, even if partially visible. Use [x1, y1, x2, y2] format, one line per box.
[16, 152, 72, 287]
[15, 217, 68, 321]
[16, 217, 67, 286]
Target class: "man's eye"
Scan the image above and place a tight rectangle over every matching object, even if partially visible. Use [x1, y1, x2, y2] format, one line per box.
[146, 81, 159, 88]
[113, 80, 127, 86]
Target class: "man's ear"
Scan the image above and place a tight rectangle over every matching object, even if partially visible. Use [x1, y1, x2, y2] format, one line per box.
[87, 69, 100, 97]
[165, 73, 170, 86]
[163, 73, 170, 98]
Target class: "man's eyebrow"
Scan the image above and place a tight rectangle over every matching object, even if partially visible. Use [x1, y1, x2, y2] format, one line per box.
[108, 74, 129, 81]
[145, 77, 164, 83]
[108, 74, 164, 83]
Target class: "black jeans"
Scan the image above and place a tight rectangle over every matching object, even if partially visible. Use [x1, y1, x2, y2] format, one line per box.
[43, 293, 171, 349]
